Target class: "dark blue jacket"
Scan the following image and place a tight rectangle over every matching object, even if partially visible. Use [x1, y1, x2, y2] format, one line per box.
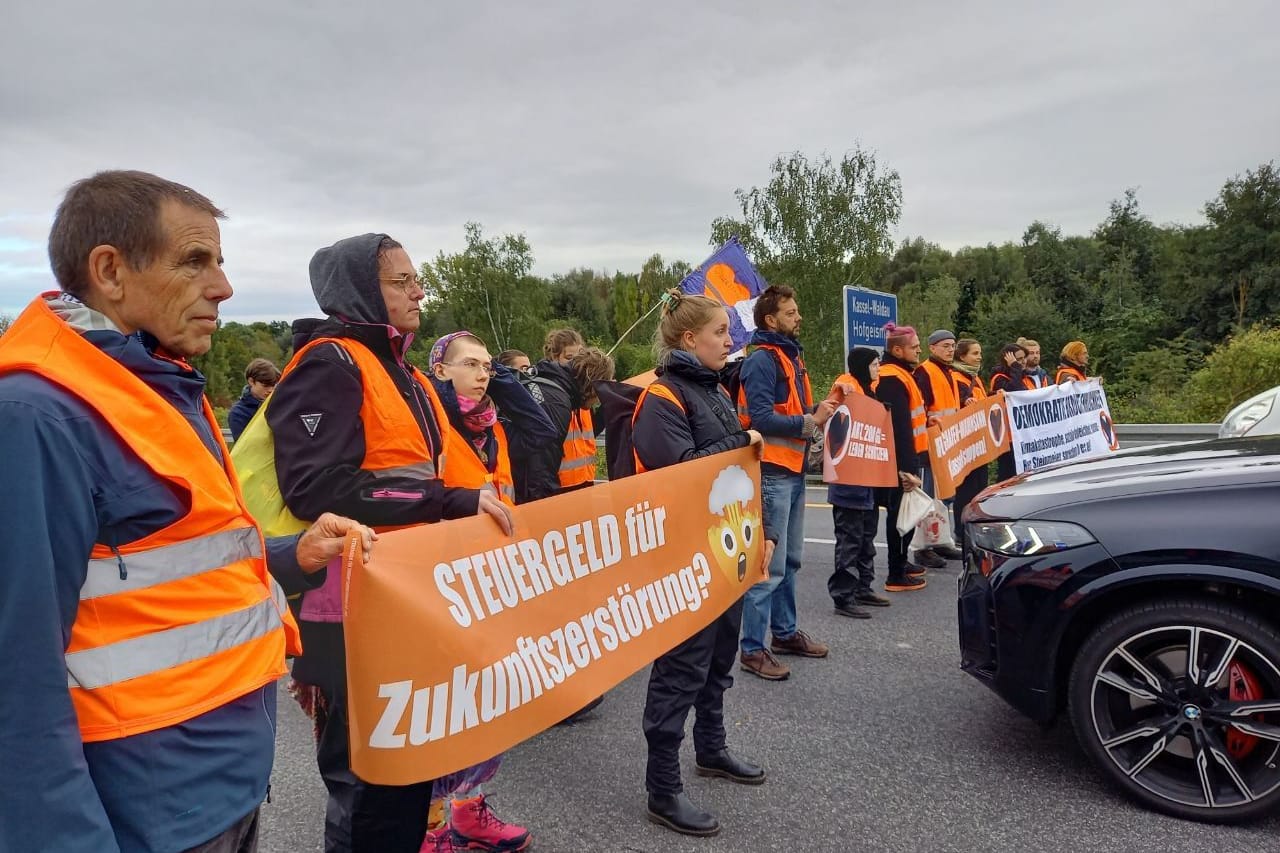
[632, 351, 752, 471]
[0, 310, 320, 853]
[227, 384, 262, 440]
[739, 330, 813, 476]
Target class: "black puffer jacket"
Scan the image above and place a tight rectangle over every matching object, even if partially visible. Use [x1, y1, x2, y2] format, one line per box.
[632, 351, 751, 470]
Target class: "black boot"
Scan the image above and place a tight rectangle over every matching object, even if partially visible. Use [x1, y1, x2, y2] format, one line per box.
[695, 748, 766, 785]
[646, 793, 720, 837]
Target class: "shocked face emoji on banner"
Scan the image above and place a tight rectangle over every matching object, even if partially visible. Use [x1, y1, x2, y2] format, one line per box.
[706, 465, 762, 584]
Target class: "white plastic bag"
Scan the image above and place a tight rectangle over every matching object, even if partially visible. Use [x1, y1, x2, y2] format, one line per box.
[895, 487, 934, 536]
[914, 498, 954, 548]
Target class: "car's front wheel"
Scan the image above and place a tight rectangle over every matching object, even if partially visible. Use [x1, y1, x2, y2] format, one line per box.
[1068, 597, 1280, 823]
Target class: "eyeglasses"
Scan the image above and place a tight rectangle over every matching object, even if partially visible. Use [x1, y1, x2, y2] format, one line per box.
[441, 359, 497, 377]
[380, 273, 423, 295]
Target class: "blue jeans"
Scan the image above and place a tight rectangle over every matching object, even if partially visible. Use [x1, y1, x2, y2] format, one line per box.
[741, 471, 804, 654]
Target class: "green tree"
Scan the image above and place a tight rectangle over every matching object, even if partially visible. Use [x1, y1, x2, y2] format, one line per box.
[1185, 326, 1280, 421]
[420, 222, 550, 356]
[0, 314, 12, 336]
[970, 286, 1080, 373]
[710, 148, 903, 385]
[1198, 161, 1280, 336]
[898, 274, 960, 335]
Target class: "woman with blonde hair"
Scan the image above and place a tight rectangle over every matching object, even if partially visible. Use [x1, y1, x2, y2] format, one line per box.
[632, 290, 772, 838]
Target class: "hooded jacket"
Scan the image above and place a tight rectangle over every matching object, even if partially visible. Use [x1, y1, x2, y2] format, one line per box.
[0, 295, 320, 853]
[266, 233, 479, 693]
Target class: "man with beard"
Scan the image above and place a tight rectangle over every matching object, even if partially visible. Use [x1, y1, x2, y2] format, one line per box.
[735, 284, 837, 680]
[1017, 337, 1050, 388]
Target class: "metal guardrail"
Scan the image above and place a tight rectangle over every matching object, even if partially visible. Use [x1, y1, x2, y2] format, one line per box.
[1113, 423, 1219, 448]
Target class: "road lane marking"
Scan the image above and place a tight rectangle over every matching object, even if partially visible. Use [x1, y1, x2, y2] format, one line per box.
[804, 538, 888, 547]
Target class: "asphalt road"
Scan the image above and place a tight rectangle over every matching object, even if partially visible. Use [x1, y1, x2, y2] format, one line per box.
[259, 487, 1280, 852]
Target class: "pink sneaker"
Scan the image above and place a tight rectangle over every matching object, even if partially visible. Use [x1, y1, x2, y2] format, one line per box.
[450, 795, 531, 851]
[420, 825, 457, 853]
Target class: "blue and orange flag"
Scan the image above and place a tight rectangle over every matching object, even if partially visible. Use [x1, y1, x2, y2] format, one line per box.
[679, 237, 768, 352]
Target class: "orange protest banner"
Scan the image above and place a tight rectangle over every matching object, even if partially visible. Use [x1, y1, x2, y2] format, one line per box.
[341, 448, 766, 785]
[926, 394, 1011, 499]
[820, 391, 898, 488]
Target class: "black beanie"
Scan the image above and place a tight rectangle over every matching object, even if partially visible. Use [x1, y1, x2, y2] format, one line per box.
[848, 347, 881, 394]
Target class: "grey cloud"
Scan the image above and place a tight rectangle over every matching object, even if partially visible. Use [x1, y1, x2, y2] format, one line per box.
[2, 0, 1277, 319]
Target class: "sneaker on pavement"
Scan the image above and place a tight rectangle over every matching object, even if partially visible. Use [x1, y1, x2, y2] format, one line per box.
[906, 563, 927, 578]
[420, 826, 456, 853]
[913, 549, 947, 569]
[771, 630, 829, 658]
[740, 649, 791, 680]
[450, 795, 530, 852]
[854, 591, 892, 607]
[884, 575, 928, 592]
[833, 599, 872, 619]
[934, 543, 964, 561]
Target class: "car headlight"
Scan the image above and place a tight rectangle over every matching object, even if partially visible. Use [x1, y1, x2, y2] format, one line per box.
[1220, 394, 1275, 438]
[969, 520, 1096, 557]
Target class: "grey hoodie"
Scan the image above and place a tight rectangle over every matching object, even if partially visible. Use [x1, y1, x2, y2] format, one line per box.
[309, 233, 391, 325]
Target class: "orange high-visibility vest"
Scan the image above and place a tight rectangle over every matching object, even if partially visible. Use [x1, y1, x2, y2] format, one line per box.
[990, 372, 1038, 394]
[878, 362, 928, 454]
[558, 407, 597, 488]
[0, 294, 301, 743]
[631, 382, 687, 475]
[735, 344, 815, 474]
[283, 337, 450, 488]
[1056, 366, 1087, 385]
[442, 419, 516, 507]
[917, 360, 960, 417]
[832, 373, 877, 396]
[955, 371, 987, 401]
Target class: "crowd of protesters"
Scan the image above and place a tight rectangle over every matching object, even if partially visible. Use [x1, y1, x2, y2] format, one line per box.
[0, 169, 1101, 853]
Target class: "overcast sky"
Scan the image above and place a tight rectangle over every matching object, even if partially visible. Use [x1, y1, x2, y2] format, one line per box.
[2, 1, 1276, 320]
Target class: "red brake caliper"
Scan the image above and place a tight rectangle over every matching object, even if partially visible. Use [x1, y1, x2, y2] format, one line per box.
[1226, 661, 1264, 760]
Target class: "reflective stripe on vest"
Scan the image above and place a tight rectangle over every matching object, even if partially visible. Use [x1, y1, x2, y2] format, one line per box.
[81, 527, 261, 599]
[67, 596, 282, 690]
[287, 338, 447, 480]
[877, 363, 928, 453]
[1056, 367, 1086, 384]
[559, 408, 596, 487]
[0, 294, 301, 742]
[735, 345, 814, 473]
[631, 382, 687, 474]
[919, 360, 960, 417]
[442, 418, 516, 507]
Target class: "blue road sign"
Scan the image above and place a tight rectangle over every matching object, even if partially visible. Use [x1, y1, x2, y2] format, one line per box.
[843, 285, 897, 355]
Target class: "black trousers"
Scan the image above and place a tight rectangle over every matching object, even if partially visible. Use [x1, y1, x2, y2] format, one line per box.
[316, 687, 435, 853]
[643, 598, 744, 795]
[828, 505, 879, 603]
[953, 465, 991, 553]
[881, 487, 916, 580]
[995, 450, 1017, 484]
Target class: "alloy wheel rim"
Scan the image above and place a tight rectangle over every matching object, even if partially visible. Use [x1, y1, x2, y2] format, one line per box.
[1090, 624, 1280, 810]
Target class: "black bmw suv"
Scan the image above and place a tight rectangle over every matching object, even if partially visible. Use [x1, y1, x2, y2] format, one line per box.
[959, 437, 1280, 823]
